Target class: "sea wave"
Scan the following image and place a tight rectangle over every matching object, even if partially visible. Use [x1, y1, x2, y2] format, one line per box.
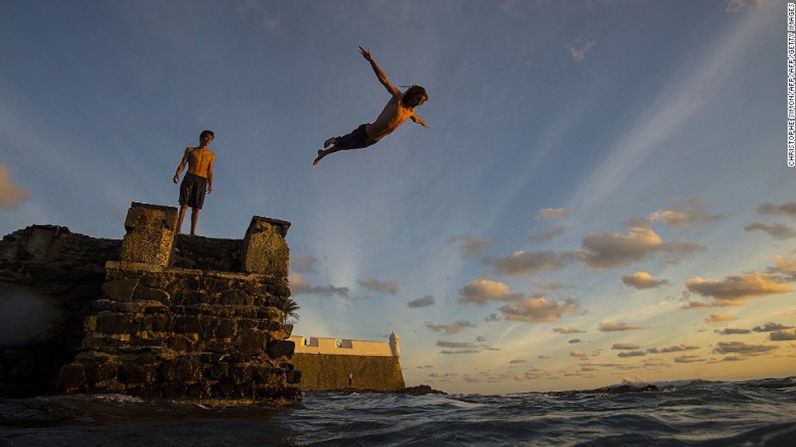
[0, 376, 794, 446]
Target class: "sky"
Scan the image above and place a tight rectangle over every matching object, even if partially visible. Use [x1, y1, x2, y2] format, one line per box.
[1, 0, 794, 394]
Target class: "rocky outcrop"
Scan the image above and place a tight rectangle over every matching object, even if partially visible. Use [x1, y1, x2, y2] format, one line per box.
[0, 202, 300, 404]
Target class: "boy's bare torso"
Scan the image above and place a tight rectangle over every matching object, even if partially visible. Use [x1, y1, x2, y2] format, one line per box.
[184, 147, 215, 178]
[366, 95, 414, 141]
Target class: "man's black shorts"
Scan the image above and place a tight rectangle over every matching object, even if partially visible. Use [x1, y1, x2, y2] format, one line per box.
[179, 173, 207, 209]
[334, 124, 378, 150]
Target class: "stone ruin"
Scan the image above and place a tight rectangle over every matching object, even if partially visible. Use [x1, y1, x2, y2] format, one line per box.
[0, 202, 301, 404]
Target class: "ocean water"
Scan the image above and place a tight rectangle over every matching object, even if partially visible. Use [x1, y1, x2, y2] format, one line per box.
[0, 377, 794, 446]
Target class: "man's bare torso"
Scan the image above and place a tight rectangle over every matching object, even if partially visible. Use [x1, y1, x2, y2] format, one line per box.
[366, 95, 414, 141]
[185, 147, 215, 178]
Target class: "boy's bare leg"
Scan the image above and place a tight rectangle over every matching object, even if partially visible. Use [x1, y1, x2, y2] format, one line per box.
[190, 208, 199, 236]
[177, 204, 188, 234]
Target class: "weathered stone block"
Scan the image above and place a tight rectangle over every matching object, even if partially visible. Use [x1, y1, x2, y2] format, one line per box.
[84, 362, 119, 383]
[141, 315, 171, 332]
[133, 286, 170, 305]
[204, 363, 229, 380]
[231, 364, 254, 383]
[236, 328, 268, 356]
[271, 324, 293, 341]
[219, 289, 253, 306]
[172, 316, 201, 334]
[120, 203, 177, 267]
[198, 317, 220, 338]
[102, 278, 139, 301]
[95, 312, 139, 334]
[160, 359, 202, 383]
[240, 216, 290, 276]
[166, 335, 195, 352]
[118, 363, 157, 383]
[216, 319, 236, 338]
[162, 382, 187, 399]
[267, 340, 295, 359]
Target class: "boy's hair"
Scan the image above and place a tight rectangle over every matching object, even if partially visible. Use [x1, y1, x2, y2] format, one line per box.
[402, 85, 427, 106]
[200, 130, 215, 139]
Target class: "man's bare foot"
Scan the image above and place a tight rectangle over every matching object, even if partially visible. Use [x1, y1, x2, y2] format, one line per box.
[324, 137, 336, 148]
[313, 149, 327, 166]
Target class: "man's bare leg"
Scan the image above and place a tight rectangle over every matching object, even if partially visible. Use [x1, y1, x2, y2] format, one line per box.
[190, 208, 199, 236]
[313, 139, 338, 166]
[177, 204, 189, 234]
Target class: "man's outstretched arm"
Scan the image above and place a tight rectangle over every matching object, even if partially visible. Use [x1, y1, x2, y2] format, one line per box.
[411, 113, 429, 128]
[359, 46, 400, 97]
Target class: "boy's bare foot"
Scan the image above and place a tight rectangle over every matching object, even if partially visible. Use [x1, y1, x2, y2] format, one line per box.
[313, 149, 327, 166]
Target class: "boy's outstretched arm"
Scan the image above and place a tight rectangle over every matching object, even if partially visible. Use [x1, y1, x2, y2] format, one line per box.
[173, 148, 189, 183]
[411, 113, 429, 128]
[359, 46, 400, 97]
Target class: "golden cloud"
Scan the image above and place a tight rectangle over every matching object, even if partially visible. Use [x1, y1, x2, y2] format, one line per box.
[686, 273, 791, 305]
[622, 271, 669, 289]
[0, 164, 29, 208]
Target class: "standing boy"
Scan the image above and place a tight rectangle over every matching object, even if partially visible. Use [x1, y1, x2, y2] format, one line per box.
[173, 130, 215, 236]
[313, 46, 429, 166]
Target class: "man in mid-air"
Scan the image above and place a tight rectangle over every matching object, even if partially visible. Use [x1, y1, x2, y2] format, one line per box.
[313, 46, 429, 166]
[173, 130, 216, 236]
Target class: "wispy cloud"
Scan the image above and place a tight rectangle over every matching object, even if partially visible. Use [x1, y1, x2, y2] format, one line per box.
[291, 255, 319, 273]
[752, 322, 794, 332]
[553, 326, 586, 334]
[236, 0, 281, 32]
[532, 279, 566, 291]
[622, 271, 669, 289]
[713, 341, 777, 355]
[744, 222, 796, 240]
[537, 208, 568, 219]
[408, 294, 435, 308]
[358, 278, 398, 295]
[440, 349, 480, 355]
[675, 355, 706, 363]
[646, 345, 699, 353]
[714, 328, 751, 335]
[483, 250, 575, 275]
[500, 296, 579, 323]
[725, 0, 769, 14]
[570, 350, 588, 358]
[0, 164, 29, 208]
[448, 235, 491, 258]
[436, 340, 477, 348]
[529, 226, 568, 243]
[425, 320, 476, 335]
[769, 329, 796, 341]
[645, 198, 724, 229]
[617, 350, 646, 358]
[704, 313, 736, 324]
[611, 343, 641, 350]
[757, 201, 796, 217]
[566, 39, 597, 62]
[598, 321, 644, 332]
[289, 273, 350, 298]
